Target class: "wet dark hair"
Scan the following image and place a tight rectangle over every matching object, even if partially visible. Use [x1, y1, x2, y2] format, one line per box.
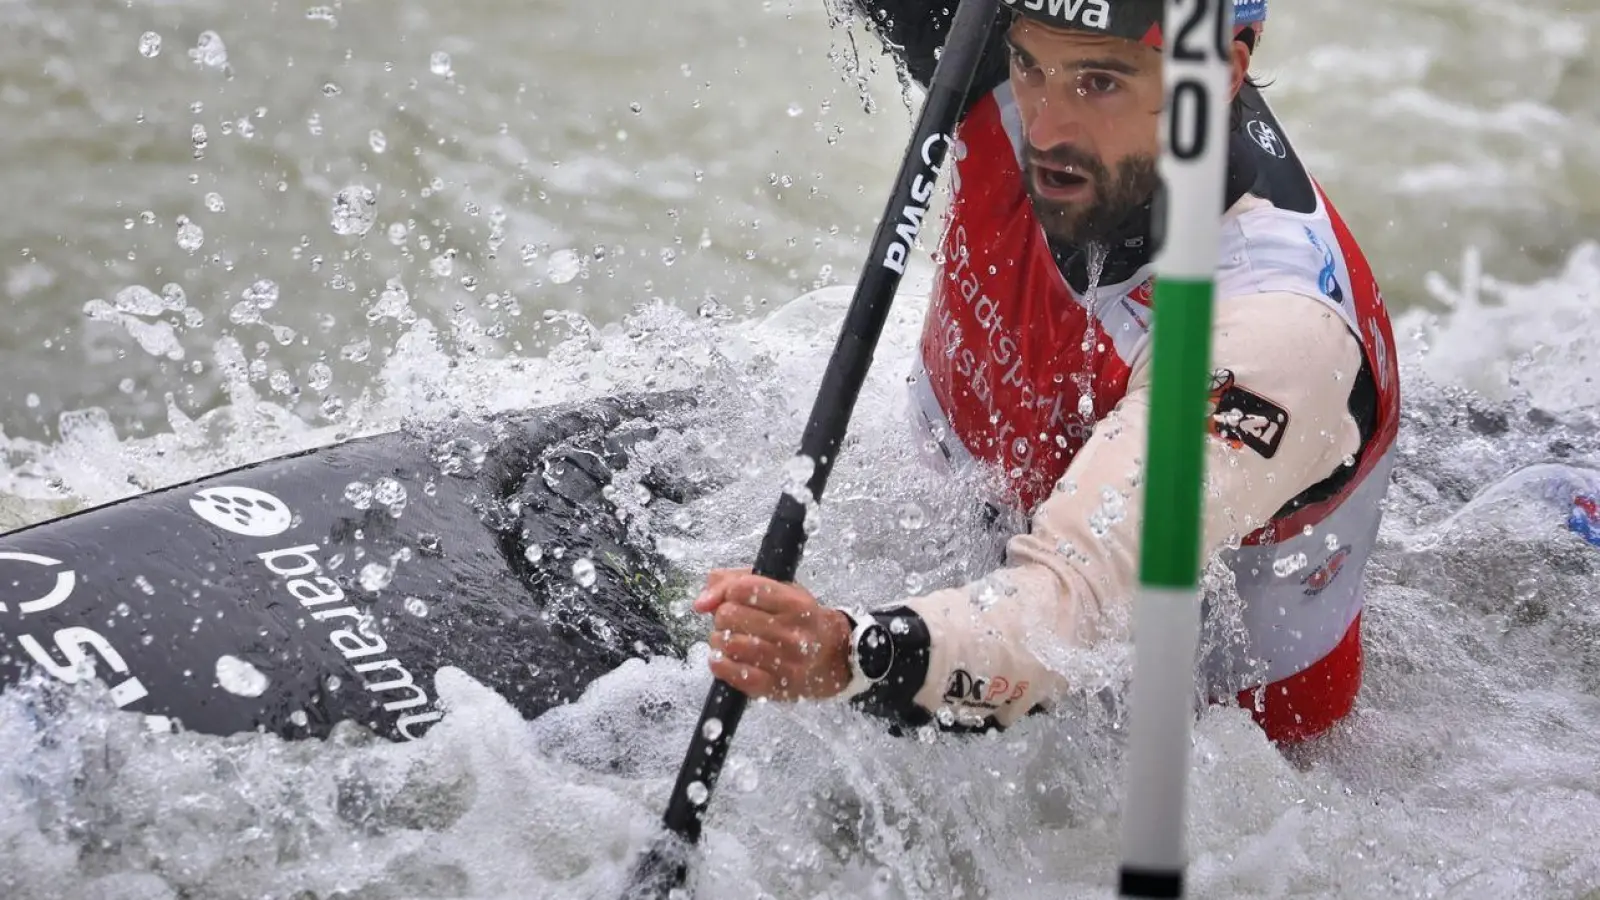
[1231, 30, 1269, 131]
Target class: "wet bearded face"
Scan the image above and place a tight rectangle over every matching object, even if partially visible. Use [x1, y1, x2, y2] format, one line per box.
[1005, 21, 1165, 247]
[1024, 144, 1158, 246]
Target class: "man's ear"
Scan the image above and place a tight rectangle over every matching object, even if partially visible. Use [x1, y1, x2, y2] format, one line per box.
[1229, 40, 1252, 100]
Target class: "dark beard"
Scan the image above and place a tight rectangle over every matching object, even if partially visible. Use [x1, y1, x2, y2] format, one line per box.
[1024, 146, 1159, 247]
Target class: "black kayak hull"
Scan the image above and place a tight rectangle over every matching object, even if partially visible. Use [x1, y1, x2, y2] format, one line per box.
[0, 392, 696, 742]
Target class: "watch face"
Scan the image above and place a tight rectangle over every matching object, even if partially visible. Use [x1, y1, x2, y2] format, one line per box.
[857, 622, 894, 682]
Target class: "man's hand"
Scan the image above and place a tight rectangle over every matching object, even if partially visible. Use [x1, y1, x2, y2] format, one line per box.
[691, 568, 853, 701]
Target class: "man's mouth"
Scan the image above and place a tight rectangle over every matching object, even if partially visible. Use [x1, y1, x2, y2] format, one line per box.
[1031, 162, 1091, 201]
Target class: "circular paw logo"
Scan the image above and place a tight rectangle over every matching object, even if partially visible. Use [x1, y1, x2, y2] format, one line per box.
[189, 486, 293, 537]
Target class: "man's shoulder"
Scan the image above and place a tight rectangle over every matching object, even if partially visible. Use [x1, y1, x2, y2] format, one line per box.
[1215, 195, 1344, 306]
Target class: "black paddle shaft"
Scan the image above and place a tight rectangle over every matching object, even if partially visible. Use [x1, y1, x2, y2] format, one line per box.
[623, 1, 1003, 895]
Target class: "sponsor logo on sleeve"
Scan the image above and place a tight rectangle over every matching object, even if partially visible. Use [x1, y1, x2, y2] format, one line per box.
[943, 668, 1029, 710]
[1302, 545, 1352, 596]
[1208, 369, 1290, 459]
[1245, 119, 1287, 159]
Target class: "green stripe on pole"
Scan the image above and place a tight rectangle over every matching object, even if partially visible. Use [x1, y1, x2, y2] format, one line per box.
[1137, 277, 1215, 589]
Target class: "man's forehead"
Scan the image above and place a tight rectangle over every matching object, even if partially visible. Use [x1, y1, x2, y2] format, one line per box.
[1007, 19, 1156, 66]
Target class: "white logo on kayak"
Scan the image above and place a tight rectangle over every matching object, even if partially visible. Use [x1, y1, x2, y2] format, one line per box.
[0, 550, 149, 709]
[190, 486, 293, 537]
[257, 543, 442, 741]
[0, 551, 77, 615]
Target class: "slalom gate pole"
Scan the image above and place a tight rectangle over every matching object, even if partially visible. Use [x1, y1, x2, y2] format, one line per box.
[619, 1, 1001, 896]
[1116, 0, 1236, 898]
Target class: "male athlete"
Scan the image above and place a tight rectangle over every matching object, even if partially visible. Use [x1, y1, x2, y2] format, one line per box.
[694, 0, 1400, 742]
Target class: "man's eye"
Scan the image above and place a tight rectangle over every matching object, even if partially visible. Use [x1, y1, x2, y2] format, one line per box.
[1010, 52, 1040, 75]
[1081, 73, 1119, 94]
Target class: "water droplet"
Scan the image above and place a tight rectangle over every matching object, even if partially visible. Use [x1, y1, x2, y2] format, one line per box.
[340, 337, 371, 362]
[1087, 486, 1126, 538]
[630, 101, 643, 114]
[787, 102, 804, 117]
[429, 51, 453, 77]
[138, 32, 162, 58]
[970, 580, 1002, 611]
[701, 717, 723, 741]
[204, 192, 226, 212]
[782, 454, 816, 502]
[113, 285, 165, 316]
[289, 710, 309, 727]
[189, 31, 228, 70]
[897, 502, 927, 531]
[307, 362, 333, 391]
[686, 780, 709, 806]
[326, 675, 342, 691]
[733, 763, 759, 792]
[1272, 552, 1308, 578]
[572, 557, 597, 588]
[432, 437, 487, 476]
[344, 481, 374, 510]
[369, 129, 387, 153]
[660, 247, 677, 266]
[546, 249, 582, 284]
[228, 301, 260, 325]
[216, 655, 269, 697]
[404, 596, 429, 618]
[331, 185, 377, 236]
[697, 297, 731, 320]
[243, 279, 279, 310]
[175, 216, 204, 252]
[359, 562, 392, 592]
[374, 477, 407, 516]
[1324, 533, 1341, 551]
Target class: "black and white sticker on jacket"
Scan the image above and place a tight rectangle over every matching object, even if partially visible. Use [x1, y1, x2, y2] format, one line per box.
[1208, 369, 1290, 459]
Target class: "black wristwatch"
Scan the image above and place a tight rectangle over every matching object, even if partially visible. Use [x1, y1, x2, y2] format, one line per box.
[840, 612, 894, 698]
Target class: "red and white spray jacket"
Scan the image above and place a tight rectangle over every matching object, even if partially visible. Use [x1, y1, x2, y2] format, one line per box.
[856, 82, 1401, 743]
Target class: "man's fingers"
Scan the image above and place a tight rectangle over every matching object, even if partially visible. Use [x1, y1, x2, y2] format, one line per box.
[711, 602, 804, 649]
[708, 631, 787, 671]
[709, 657, 779, 698]
[692, 567, 754, 613]
[707, 567, 750, 589]
[721, 574, 814, 616]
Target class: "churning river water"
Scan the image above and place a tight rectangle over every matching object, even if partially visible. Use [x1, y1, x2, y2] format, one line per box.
[2, 0, 1599, 898]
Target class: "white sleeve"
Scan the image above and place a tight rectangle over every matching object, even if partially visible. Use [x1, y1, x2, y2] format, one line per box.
[894, 289, 1365, 726]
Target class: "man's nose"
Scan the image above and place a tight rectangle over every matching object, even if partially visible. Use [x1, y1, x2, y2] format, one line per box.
[1026, 92, 1089, 154]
